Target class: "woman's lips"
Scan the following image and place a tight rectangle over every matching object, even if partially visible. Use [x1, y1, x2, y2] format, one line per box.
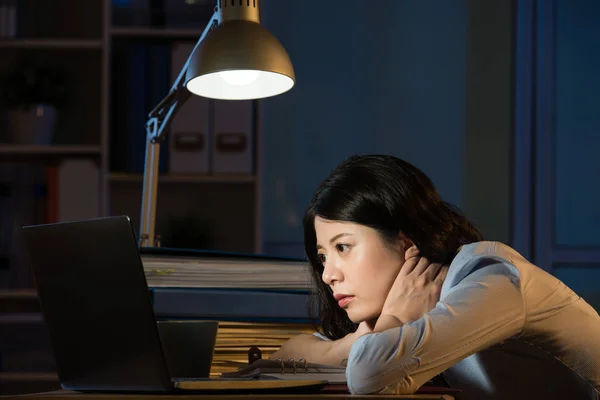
[337, 296, 354, 308]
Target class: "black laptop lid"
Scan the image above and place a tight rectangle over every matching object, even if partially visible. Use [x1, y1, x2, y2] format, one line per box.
[24, 216, 172, 392]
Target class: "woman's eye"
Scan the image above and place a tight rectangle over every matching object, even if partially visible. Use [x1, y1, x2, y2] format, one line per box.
[318, 253, 326, 263]
[336, 244, 350, 252]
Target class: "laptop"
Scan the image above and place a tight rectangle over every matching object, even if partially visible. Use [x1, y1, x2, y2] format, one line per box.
[23, 215, 326, 393]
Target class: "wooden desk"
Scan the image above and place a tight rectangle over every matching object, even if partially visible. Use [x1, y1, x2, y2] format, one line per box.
[0, 390, 454, 400]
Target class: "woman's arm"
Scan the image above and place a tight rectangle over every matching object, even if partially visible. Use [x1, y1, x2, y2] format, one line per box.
[268, 333, 334, 364]
[269, 323, 372, 366]
[346, 259, 526, 395]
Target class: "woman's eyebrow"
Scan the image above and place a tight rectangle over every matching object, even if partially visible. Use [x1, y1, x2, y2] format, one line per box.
[316, 233, 354, 249]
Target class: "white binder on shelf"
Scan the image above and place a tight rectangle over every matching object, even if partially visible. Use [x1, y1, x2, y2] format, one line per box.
[168, 42, 210, 175]
[212, 99, 254, 175]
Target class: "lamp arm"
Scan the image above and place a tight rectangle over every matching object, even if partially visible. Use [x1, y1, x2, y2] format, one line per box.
[139, 11, 220, 248]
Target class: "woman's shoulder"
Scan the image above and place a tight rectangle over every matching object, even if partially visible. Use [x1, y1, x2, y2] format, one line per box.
[456, 241, 524, 262]
[453, 241, 549, 275]
[447, 242, 587, 309]
[451, 240, 521, 266]
[443, 241, 525, 292]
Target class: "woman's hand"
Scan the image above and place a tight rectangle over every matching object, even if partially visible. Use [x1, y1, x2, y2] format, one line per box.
[380, 246, 449, 325]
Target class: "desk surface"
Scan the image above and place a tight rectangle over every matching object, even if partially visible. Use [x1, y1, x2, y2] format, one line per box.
[0, 391, 454, 400]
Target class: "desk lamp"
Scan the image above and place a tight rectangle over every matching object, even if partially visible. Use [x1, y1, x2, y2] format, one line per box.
[139, 0, 295, 248]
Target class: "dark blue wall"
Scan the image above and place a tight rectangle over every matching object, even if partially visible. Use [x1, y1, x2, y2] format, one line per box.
[553, 0, 600, 294]
[554, 0, 600, 248]
[260, 0, 468, 256]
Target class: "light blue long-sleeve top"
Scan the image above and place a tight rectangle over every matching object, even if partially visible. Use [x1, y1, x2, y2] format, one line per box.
[337, 242, 600, 399]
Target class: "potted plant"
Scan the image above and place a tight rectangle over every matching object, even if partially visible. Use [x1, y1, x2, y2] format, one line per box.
[0, 56, 71, 145]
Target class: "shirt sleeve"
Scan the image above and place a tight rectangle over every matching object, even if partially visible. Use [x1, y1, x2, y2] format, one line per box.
[346, 258, 527, 395]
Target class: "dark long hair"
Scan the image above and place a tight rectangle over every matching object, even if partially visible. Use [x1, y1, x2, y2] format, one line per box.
[304, 154, 483, 340]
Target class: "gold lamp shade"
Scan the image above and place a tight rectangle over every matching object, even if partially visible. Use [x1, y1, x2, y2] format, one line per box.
[185, 19, 295, 100]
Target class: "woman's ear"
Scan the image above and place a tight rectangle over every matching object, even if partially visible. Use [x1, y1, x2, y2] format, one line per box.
[397, 233, 416, 256]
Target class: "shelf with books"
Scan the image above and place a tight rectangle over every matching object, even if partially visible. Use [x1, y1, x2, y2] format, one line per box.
[106, 15, 262, 254]
[0, 0, 268, 296]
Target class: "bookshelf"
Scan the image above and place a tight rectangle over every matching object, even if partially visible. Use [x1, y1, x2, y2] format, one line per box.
[0, 1, 269, 394]
[0, 0, 108, 295]
[107, 2, 263, 256]
[0, 0, 264, 270]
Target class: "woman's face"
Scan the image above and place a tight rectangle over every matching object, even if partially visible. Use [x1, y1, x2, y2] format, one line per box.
[314, 216, 407, 324]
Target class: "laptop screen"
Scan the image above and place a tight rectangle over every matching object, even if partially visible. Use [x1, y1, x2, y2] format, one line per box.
[24, 216, 173, 392]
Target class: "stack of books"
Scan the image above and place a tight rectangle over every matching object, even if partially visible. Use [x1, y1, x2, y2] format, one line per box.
[142, 253, 312, 290]
[138, 247, 319, 376]
[210, 321, 316, 376]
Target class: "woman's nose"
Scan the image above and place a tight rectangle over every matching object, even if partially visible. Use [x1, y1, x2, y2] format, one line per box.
[322, 259, 343, 285]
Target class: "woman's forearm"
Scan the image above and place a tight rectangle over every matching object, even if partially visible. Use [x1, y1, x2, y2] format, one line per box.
[269, 334, 335, 364]
[269, 330, 365, 366]
[373, 314, 404, 332]
[325, 330, 362, 366]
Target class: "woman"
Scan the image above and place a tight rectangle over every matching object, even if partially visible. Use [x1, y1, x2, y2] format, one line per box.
[270, 154, 600, 399]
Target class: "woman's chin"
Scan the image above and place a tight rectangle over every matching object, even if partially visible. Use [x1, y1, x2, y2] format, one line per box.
[345, 310, 361, 324]
[347, 310, 380, 326]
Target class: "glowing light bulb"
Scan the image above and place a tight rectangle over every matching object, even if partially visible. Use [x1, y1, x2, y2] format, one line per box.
[219, 70, 260, 86]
